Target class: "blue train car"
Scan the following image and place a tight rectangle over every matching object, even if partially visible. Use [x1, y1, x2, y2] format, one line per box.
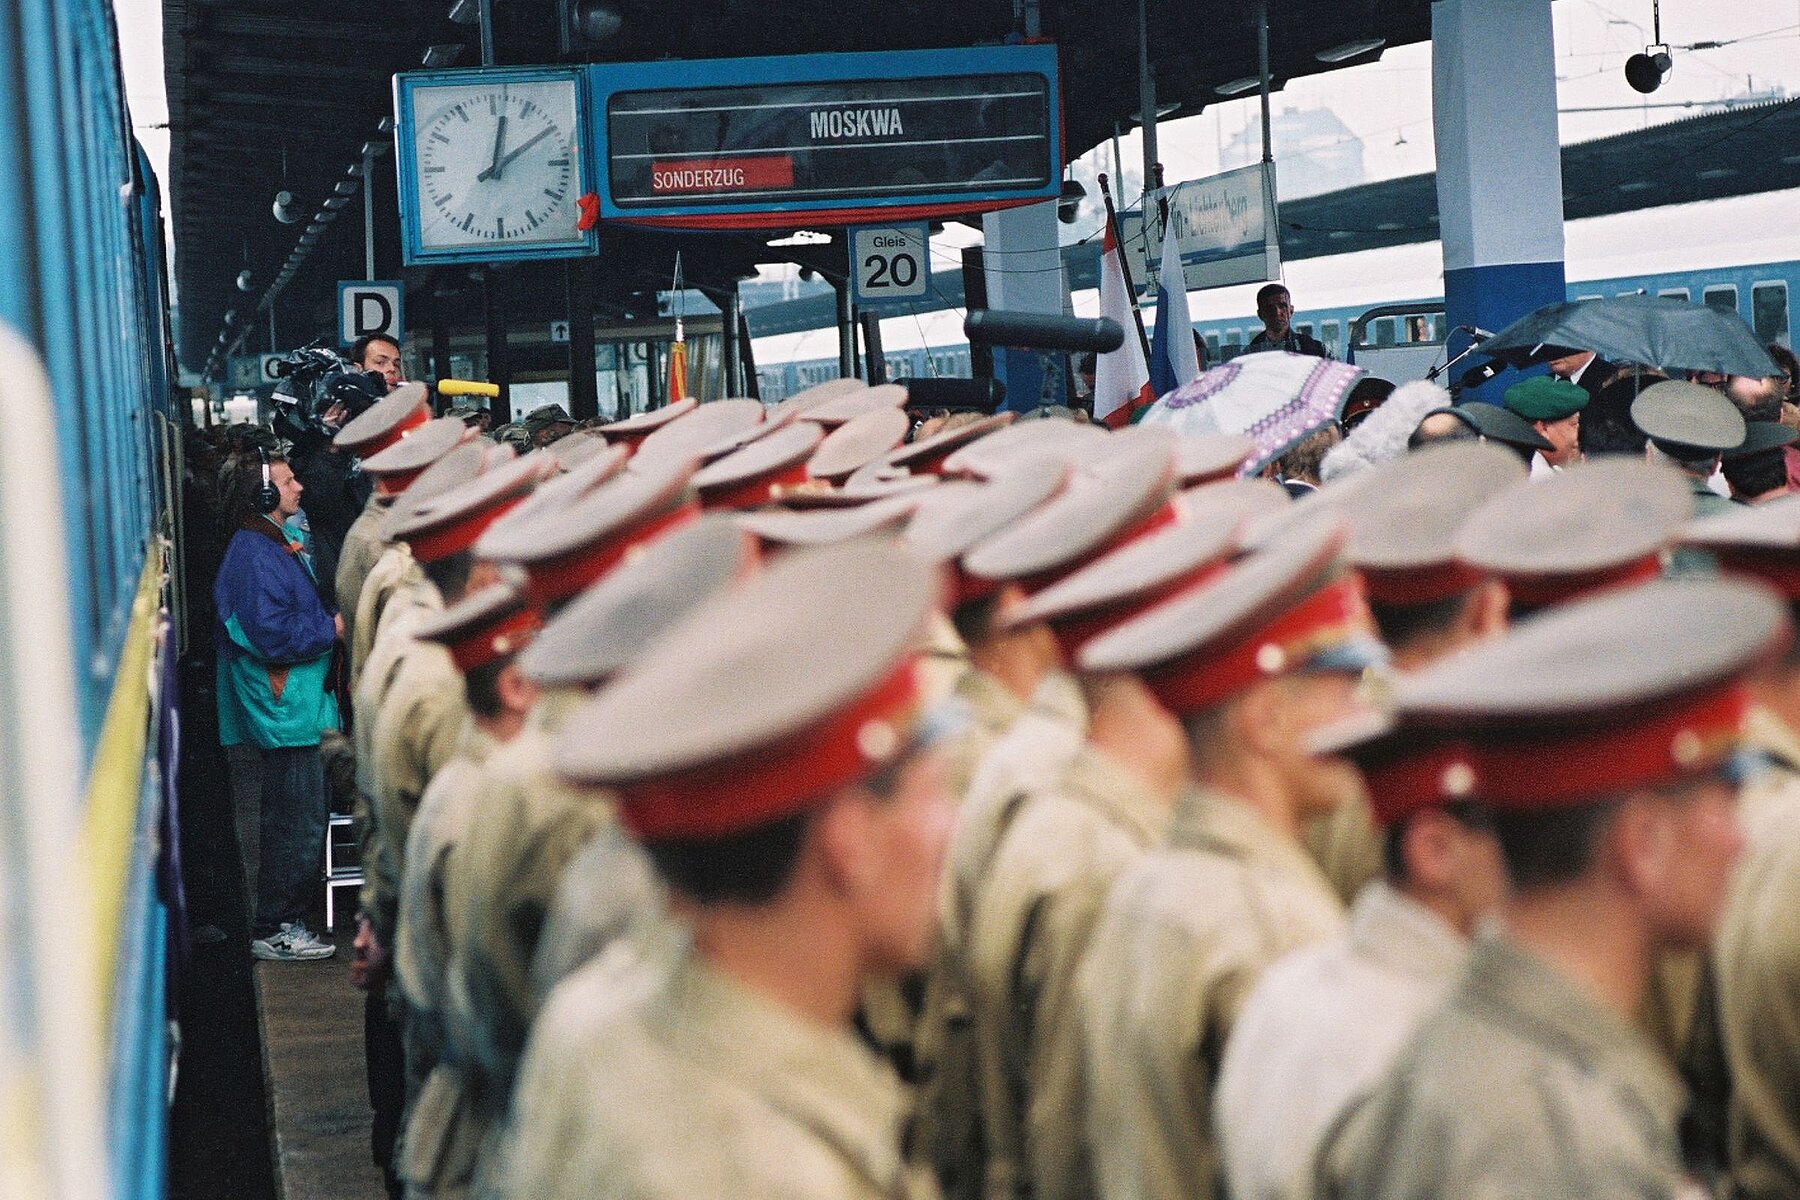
[0, 2, 185, 1197]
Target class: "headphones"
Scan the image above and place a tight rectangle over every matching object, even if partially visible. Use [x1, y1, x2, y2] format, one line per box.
[254, 446, 281, 514]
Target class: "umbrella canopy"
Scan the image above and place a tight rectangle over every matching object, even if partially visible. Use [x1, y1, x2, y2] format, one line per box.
[1141, 351, 1363, 477]
[1482, 295, 1780, 380]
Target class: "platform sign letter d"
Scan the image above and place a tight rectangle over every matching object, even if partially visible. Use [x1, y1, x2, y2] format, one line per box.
[339, 281, 405, 345]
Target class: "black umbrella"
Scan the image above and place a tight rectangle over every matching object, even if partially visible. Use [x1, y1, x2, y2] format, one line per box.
[1481, 294, 1780, 380]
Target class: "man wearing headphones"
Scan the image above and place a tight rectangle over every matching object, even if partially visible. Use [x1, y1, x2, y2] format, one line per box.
[214, 448, 345, 961]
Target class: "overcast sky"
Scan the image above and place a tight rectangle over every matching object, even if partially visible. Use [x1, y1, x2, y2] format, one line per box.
[112, 1, 1800, 280]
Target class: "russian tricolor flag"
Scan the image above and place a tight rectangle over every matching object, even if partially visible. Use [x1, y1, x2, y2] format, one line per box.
[1148, 221, 1200, 399]
[1093, 220, 1157, 429]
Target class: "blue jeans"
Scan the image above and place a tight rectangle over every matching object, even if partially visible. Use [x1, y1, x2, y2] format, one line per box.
[253, 745, 327, 937]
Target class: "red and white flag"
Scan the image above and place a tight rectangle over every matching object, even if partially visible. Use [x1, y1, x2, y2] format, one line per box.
[1093, 220, 1156, 429]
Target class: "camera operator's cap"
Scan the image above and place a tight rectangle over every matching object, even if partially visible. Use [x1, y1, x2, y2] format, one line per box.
[476, 451, 701, 606]
[1175, 433, 1257, 486]
[1632, 379, 1748, 457]
[1004, 488, 1244, 659]
[767, 377, 866, 423]
[553, 538, 941, 840]
[1080, 510, 1385, 716]
[1681, 497, 1800, 597]
[808, 408, 911, 483]
[333, 381, 431, 456]
[391, 453, 553, 564]
[882, 412, 1017, 476]
[358, 417, 470, 496]
[632, 398, 767, 468]
[1503, 376, 1589, 422]
[1422, 403, 1555, 453]
[376, 442, 492, 541]
[1342, 441, 1526, 606]
[1315, 578, 1789, 823]
[1723, 420, 1799, 460]
[800, 382, 909, 428]
[963, 428, 1179, 592]
[735, 492, 921, 551]
[1456, 457, 1691, 609]
[413, 581, 542, 674]
[597, 398, 699, 452]
[546, 430, 611, 471]
[692, 421, 825, 511]
[941, 419, 1113, 478]
[520, 515, 760, 690]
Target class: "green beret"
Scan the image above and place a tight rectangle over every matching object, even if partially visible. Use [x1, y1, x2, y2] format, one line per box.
[1503, 376, 1589, 422]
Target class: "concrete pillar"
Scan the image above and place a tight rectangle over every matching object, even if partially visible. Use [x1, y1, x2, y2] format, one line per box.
[981, 199, 1068, 410]
[1433, 0, 1566, 397]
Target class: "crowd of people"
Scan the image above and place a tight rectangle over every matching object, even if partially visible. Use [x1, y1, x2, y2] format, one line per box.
[199, 325, 1800, 1200]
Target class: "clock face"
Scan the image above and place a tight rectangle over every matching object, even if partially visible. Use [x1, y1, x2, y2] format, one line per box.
[408, 76, 585, 254]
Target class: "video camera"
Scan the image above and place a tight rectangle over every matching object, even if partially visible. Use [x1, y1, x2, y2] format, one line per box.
[270, 342, 386, 435]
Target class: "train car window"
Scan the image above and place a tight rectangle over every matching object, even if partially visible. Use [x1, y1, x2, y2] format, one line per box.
[1703, 285, 1738, 314]
[1296, 323, 1314, 339]
[1753, 283, 1789, 346]
[1321, 320, 1339, 356]
[1659, 288, 1690, 302]
[1223, 329, 1244, 362]
[1374, 318, 1396, 347]
[1204, 332, 1221, 360]
[1577, 294, 1605, 303]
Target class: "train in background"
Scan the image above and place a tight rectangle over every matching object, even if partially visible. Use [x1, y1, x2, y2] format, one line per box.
[753, 198, 1800, 401]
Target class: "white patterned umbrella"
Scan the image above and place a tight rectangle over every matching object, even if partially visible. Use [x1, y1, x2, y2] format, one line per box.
[1141, 351, 1364, 476]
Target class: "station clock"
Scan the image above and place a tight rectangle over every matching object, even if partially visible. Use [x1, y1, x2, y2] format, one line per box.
[394, 67, 598, 265]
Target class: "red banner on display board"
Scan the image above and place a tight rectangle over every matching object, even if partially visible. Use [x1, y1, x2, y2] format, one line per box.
[650, 156, 796, 195]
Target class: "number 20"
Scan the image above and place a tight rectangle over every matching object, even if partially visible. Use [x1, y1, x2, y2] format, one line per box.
[865, 252, 919, 289]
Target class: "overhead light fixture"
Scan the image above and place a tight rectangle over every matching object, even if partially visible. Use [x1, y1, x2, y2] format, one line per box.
[377, 117, 395, 134]
[345, 161, 365, 178]
[1618, 179, 1657, 192]
[1315, 37, 1386, 64]
[1697, 167, 1738, 180]
[1058, 178, 1087, 224]
[765, 230, 833, 247]
[448, 0, 480, 25]
[237, 269, 254, 291]
[306, 222, 326, 235]
[1215, 75, 1261, 97]
[316, 209, 339, 223]
[422, 43, 463, 68]
[323, 195, 351, 210]
[1130, 102, 1181, 124]
[568, 1, 625, 45]
[272, 189, 302, 223]
[335, 181, 358, 196]
[362, 140, 389, 157]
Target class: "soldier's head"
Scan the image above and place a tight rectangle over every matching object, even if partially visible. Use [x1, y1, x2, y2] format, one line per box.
[1079, 510, 1386, 826]
[1333, 579, 1785, 953]
[415, 583, 543, 739]
[389, 455, 550, 606]
[553, 540, 955, 980]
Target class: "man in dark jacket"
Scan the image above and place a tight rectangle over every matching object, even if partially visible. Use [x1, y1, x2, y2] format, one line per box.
[214, 450, 343, 961]
[1245, 284, 1330, 358]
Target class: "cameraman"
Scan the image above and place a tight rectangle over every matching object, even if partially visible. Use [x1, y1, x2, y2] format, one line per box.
[353, 333, 403, 393]
[275, 364, 382, 610]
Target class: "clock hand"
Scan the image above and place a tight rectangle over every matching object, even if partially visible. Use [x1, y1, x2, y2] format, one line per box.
[483, 113, 508, 182]
[488, 126, 555, 176]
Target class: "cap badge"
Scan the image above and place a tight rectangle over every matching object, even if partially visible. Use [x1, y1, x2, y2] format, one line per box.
[857, 719, 900, 763]
[1255, 643, 1286, 674]
[1441, 760, 1477, 798]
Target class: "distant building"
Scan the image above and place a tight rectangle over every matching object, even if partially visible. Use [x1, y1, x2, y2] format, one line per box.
[1222, 105, 1364, 201]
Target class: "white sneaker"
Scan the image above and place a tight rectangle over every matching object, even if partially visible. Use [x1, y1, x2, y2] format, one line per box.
[251, 922, 336, 961]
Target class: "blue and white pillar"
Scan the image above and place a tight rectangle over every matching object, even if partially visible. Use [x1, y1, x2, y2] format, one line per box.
[982, 199, 1069, 410]
[1433, 0, 1566, 398]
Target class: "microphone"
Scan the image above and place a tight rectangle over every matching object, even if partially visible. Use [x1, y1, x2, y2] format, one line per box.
[1457, 360, 1504, 390]
[964, 310, 1125, 354]
[1456, 325, 1495, 343]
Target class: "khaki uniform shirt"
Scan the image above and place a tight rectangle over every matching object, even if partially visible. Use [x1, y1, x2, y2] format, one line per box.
[1317, 933, 1690, 1200]
[527, 820, 670, 1009]
[1711, 709, 1800, 1200]
[916, 676, 1088, 1200]
[960, 746, 1169, 1200]
[352, 543, 417, 693]
[1302, 792, 1384, 907]
[367, 639, 468, 947]
[501, 951, 939, 1200]
[336, 492, 392, 645]
[1215, 883, 1468, 1200]
[1077, 790, 1346, 1200]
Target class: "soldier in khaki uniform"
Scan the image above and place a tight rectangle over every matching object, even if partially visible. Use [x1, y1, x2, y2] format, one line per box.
[440, 455, 710, 1191]
[1316, 577, 1786, 1200]
[332, 383, 433, 644]
[1677, 504, 1800, 1195]
[505, 537, 951, 1200]
[358, 453, 549, 1197]
[394, 583, 540, 1200]
[937, 433, 1228, 1200]
[1071, 511, 1383, 1200]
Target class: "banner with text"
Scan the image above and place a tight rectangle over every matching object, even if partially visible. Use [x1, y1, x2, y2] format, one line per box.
[1145, 163, 1282, 293]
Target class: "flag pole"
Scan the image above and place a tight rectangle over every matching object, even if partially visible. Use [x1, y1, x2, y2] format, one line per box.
[1097, 173, 1153, 366]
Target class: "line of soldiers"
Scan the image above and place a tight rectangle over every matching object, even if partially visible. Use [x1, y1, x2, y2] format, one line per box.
[328, 369, 1800, 1200]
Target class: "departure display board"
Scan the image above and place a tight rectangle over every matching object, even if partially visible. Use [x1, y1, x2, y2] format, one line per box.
[587, 45, 1062, 229]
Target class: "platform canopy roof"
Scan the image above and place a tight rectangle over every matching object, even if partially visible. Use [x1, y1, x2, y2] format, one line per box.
[164, 0, 1436, 374]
